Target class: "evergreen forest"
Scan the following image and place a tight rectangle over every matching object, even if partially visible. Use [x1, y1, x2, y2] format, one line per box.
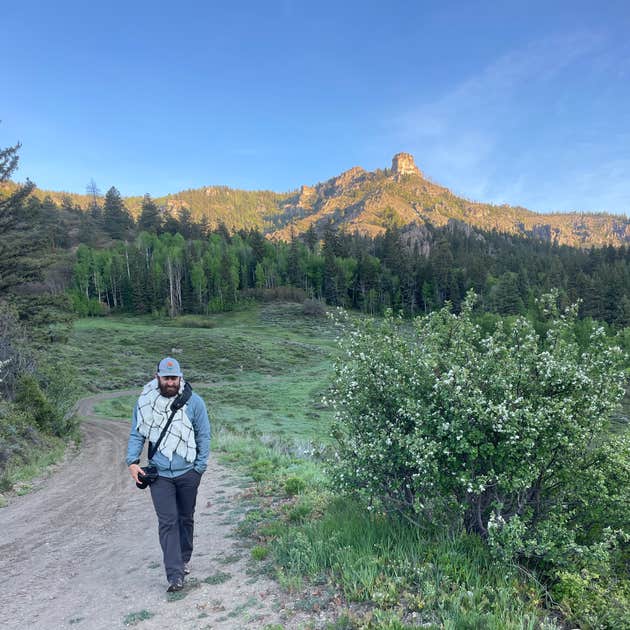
[57, 191, 630, 329]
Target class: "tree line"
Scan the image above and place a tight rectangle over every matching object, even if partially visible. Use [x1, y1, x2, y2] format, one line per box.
[69, 203, 630, 328]
[4, 167, 630, 328]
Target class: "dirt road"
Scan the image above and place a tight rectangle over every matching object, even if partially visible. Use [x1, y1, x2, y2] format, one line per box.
[0, 391, 300, 629]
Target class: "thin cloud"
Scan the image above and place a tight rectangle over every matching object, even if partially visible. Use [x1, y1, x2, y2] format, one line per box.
[402, 33, 601, 132]
[394, 32, 622, 212]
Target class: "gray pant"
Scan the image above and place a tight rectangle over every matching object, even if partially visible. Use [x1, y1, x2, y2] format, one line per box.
[149, 469, 202, 583]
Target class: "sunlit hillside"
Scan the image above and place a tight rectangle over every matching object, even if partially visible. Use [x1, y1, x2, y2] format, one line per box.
[4, 153, 629, 246]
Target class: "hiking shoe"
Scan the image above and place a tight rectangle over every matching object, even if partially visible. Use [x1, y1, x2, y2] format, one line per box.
[167, 579, 184, 593]
[183, 562, 191, 575]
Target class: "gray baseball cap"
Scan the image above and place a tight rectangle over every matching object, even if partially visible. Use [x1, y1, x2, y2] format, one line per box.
[157, 357, 183, 377]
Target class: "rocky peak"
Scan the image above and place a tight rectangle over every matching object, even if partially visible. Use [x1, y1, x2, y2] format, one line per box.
[333, 166, 366, 188]
[391, 153, 421, 178]
[298, 185, 316, 206]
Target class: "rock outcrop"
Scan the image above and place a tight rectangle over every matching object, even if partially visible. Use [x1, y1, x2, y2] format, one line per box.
[25, 151, 630, 248]
[297, 185, 316, 206]
[391, 153, 422, 178]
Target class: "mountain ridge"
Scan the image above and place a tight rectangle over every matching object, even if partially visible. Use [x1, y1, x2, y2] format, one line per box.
[4, 153, 629, 247]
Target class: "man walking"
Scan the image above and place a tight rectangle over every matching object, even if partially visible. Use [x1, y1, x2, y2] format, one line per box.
[126, 357, 211, 592]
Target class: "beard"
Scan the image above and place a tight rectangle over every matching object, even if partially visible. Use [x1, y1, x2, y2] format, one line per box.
[158, 379, 180, 398]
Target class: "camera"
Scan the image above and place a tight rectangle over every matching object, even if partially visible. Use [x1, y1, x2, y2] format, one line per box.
[136, 465, 158, 489]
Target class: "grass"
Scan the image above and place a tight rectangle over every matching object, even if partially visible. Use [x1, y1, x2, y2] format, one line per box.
[123, 610, 154, 625]
[251, 545, 270, 561]
[60, 302, 579, 628]
[0, 435, 69, 500]
[197, 371, 333, 441]
[204, 570, 232, 585]
[271, 498, 559, 629]
[217, 553, 244, 565]
[227, 595, 260, 618]
[92, 372, 334, 440]
[80, 303, 336, 442]
[61, 303, 336, 394]
[93, 395, 137, 421]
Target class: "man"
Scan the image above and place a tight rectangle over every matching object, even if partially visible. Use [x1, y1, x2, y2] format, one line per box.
[126, 357, 211, 592]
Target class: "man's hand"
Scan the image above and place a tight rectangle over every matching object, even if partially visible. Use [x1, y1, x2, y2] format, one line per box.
[129, 463, 143, 484]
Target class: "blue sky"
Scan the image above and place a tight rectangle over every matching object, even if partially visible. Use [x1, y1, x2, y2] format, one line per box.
[2, 0, 629, 214]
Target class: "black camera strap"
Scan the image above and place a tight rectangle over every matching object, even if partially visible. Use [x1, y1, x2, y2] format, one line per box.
[148, 382, 193, 460]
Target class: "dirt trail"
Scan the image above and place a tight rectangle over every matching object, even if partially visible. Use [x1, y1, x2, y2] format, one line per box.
[0, 390, 304, 630]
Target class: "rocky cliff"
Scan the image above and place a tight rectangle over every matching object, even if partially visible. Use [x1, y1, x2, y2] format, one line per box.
[14, 153, 629, 247]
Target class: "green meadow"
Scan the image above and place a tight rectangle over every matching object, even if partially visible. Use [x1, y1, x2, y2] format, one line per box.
[63, 303, 610, 629]
[69, 303, 336, 443]
[63, 303, 336, 388]
[92, 375, 332, 442]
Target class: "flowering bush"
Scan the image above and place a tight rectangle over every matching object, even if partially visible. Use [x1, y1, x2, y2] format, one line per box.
[328, 291, 629, 566]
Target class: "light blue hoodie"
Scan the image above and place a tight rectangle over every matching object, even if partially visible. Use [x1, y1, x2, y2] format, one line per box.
[126, 392, 211, 477]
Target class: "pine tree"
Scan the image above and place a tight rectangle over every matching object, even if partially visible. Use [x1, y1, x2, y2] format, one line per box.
[248, 229, 266, 263]
[177, 207, 194, 239]
[86, 179, 103, 227]
[162, 210, 181, 235]
[287, 225, 303, 286]
[0, 142, 45, 293]
[302, 223, 318, 252]
[430, 238, 455, 305]
[198, 216, 210, 238]
[38, 195, 69, 250]
[492, 272, 524, 315]
[137, 194, 162, 233]
[103, 186, 133, 239]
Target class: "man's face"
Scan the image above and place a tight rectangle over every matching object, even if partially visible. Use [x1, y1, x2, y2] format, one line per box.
[157, 375, 181, 397]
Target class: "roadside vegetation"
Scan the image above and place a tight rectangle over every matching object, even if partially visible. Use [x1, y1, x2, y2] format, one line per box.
[81, 301, 628, 628]
[0, 139, 80, 501]
[0, 308, 81, 502]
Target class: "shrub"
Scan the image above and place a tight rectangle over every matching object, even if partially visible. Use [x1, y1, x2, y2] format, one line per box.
[14, 375, 56, 431]
[284, 476, 306, 495]
[69, 291, 107, 317]
[551, 567, 630, 629]
[0, 402, 43, 477]
[303, 298, 327, 317]
[168, 315, 214, 328]
[36, 357, 81, 431]
[328, 291, 628, 570]
[251, 545, 270, 561]
[13, 374, 77, 438]
[0, 301, 34, 399]
[286, 497, 313, 522]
